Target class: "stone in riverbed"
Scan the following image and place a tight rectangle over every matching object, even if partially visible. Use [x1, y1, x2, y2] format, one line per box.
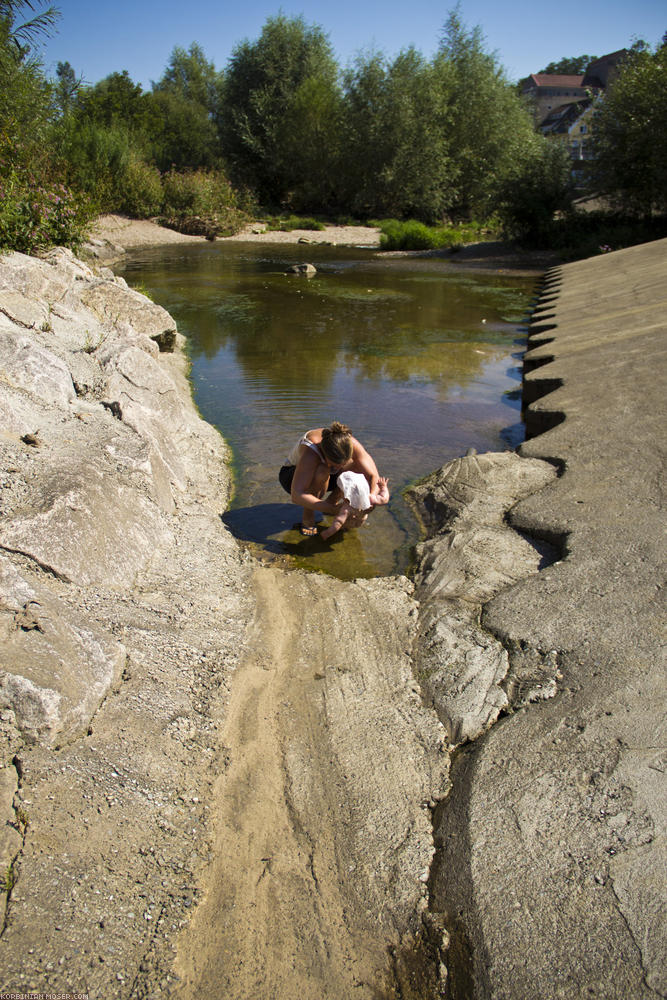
[286, 263, 317, 276]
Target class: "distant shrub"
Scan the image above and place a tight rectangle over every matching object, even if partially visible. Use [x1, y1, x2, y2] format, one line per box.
[161, 168, 238, 217]
[120, 154, 163, 218]
[378, 218, 491, 251]
[265, 215, 326, 232]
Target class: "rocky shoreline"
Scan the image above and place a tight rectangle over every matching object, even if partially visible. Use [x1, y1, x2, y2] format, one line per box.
[0, 232, 664, 999]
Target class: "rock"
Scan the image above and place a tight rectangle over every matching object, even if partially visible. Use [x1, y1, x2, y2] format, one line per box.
[78, 280, 177, 350]
[0, 556, 125, 744]
[0, 330, 75, 408]
[407, 452, 558, 746]
[286, 262, 317, 276]
[0, 453, 174, 586]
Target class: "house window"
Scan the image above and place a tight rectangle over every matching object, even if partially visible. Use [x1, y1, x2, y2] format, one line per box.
[580, 124, 588, 134]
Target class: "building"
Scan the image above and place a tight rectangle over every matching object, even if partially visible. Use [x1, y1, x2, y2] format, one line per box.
[540, 99, 597, 183]
[521, 51, 629, 127]
[521, 74, 589, 124]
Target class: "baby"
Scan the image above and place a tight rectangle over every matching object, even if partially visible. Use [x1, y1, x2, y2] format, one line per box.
[321, 471, 390, 540]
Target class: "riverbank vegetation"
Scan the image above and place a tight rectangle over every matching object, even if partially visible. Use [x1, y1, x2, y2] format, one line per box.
[1, 1, 666, 256]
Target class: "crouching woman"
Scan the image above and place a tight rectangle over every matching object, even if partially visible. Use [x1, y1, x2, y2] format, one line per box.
[278, 421, 380, 536]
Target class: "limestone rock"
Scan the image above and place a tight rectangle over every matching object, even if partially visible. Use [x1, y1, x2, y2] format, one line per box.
[79, 279, 176, 351]
[0, 330, 75, 408]
[0, 456, 173, 586]
[408, 452, 558, 746]
[0, 556, 125, 744]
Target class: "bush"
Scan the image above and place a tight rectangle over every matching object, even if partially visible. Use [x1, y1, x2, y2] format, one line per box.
[0, 133, 92, 254]
[265, 215, 326, 231]
[378, 218, 492, 251]
[0, 170, 91, 254]
[57, 121, 133, 212]
[119, 154, 163, 218]
[161, 168, 238, 217]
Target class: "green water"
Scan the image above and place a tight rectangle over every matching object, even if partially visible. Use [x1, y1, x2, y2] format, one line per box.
[120, 242, 536, 579]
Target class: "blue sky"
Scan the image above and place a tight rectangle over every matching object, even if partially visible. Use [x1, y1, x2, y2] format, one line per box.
[37, 0, 665, 87]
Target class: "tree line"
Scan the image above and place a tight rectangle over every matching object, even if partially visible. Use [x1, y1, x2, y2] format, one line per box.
[1, 1, 666, 255]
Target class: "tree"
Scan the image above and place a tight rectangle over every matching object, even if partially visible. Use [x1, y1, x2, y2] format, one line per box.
[0, 2, 54, 141]
[497, 138, 573, 242]
[145, 88, 220, 171]
[149, 42, 224, 170]
[54, 59, 79, 115]
[221, 14, 340, 207]
[340, 48, 456, 220]
[74, 70, 149, 132]
[0, 0, 58, 57]
[436, 9, 537, 218]
[539, 56, 597, 75]
[153, 42, 223, 117]
[592, 44, 667, 214]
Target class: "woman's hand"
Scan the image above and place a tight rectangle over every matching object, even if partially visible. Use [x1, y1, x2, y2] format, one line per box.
[317, 495, 344, 514]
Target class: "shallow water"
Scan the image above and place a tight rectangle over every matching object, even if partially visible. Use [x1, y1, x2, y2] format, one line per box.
[121, 242, 536, 579]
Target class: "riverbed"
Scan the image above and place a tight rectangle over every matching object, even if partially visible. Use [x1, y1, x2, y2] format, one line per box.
[120, 239, 538, 578]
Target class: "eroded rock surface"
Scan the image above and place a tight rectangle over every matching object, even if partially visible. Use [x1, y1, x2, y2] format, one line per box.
[0, 249, 252, 995]
[407, 452, 559, 745]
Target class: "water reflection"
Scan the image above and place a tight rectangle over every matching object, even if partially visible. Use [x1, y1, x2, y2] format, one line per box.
[121, 242, 536, 579]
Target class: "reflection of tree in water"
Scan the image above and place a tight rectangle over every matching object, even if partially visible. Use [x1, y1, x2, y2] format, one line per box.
[218, 277, 506, 398]
[122, 244, 533, 577]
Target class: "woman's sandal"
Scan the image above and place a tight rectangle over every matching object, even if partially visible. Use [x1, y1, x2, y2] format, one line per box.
[300, 524, 318, 536]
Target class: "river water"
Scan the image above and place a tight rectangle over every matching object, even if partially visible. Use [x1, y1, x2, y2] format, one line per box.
[121, 242, 536, 579]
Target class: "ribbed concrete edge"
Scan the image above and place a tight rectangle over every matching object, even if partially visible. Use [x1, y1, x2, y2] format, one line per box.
[430, 238, 667, 1000]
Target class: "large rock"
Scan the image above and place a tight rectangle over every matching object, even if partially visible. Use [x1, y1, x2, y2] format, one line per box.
[0, 249, 200, 741]
[407, 451, 558, 745]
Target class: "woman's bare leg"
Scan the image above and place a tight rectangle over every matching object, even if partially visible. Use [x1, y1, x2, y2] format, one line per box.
[301, 463, 331, 530]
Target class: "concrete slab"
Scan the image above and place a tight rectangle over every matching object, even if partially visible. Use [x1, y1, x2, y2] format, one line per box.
[431, 238, 667, 999]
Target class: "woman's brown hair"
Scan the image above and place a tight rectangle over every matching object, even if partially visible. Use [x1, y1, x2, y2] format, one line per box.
[321, 421, 353, 465]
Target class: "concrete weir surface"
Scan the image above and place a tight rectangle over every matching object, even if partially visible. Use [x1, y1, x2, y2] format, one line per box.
[0, 236, 665, 1000]
[428, 237, 667, 1000]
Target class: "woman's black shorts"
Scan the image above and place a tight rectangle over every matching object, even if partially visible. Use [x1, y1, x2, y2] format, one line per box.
[279, 465, 339, 495]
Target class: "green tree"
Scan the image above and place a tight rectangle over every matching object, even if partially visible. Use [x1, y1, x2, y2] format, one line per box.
[539, 55, 597, 74]
[437, 9, 537, 218]
[497, 137, 573, 242]
[340, 48, 456, 220]
[153, 42, 223, 117]
[74, 70, 149, 132]
[0, 5, 91, 253]
[592, 44, 667, 214]
[148, 43, 223, 170]
[54, 59, 79, 115]
[0, 0, 58, 59]
[221, 14, 340, 207]
[145, 88, 220, 170]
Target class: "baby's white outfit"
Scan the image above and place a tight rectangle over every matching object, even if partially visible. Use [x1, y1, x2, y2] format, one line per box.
[337, 471, 371, 510]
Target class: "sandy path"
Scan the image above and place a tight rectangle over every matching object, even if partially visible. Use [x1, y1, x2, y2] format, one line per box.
[173, 565, 449, 1000]
[91, 214, 381, 250]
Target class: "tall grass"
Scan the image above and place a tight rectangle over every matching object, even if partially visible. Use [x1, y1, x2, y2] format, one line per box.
[377, 218, 493, 251]
[264, 215, 327, 232]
